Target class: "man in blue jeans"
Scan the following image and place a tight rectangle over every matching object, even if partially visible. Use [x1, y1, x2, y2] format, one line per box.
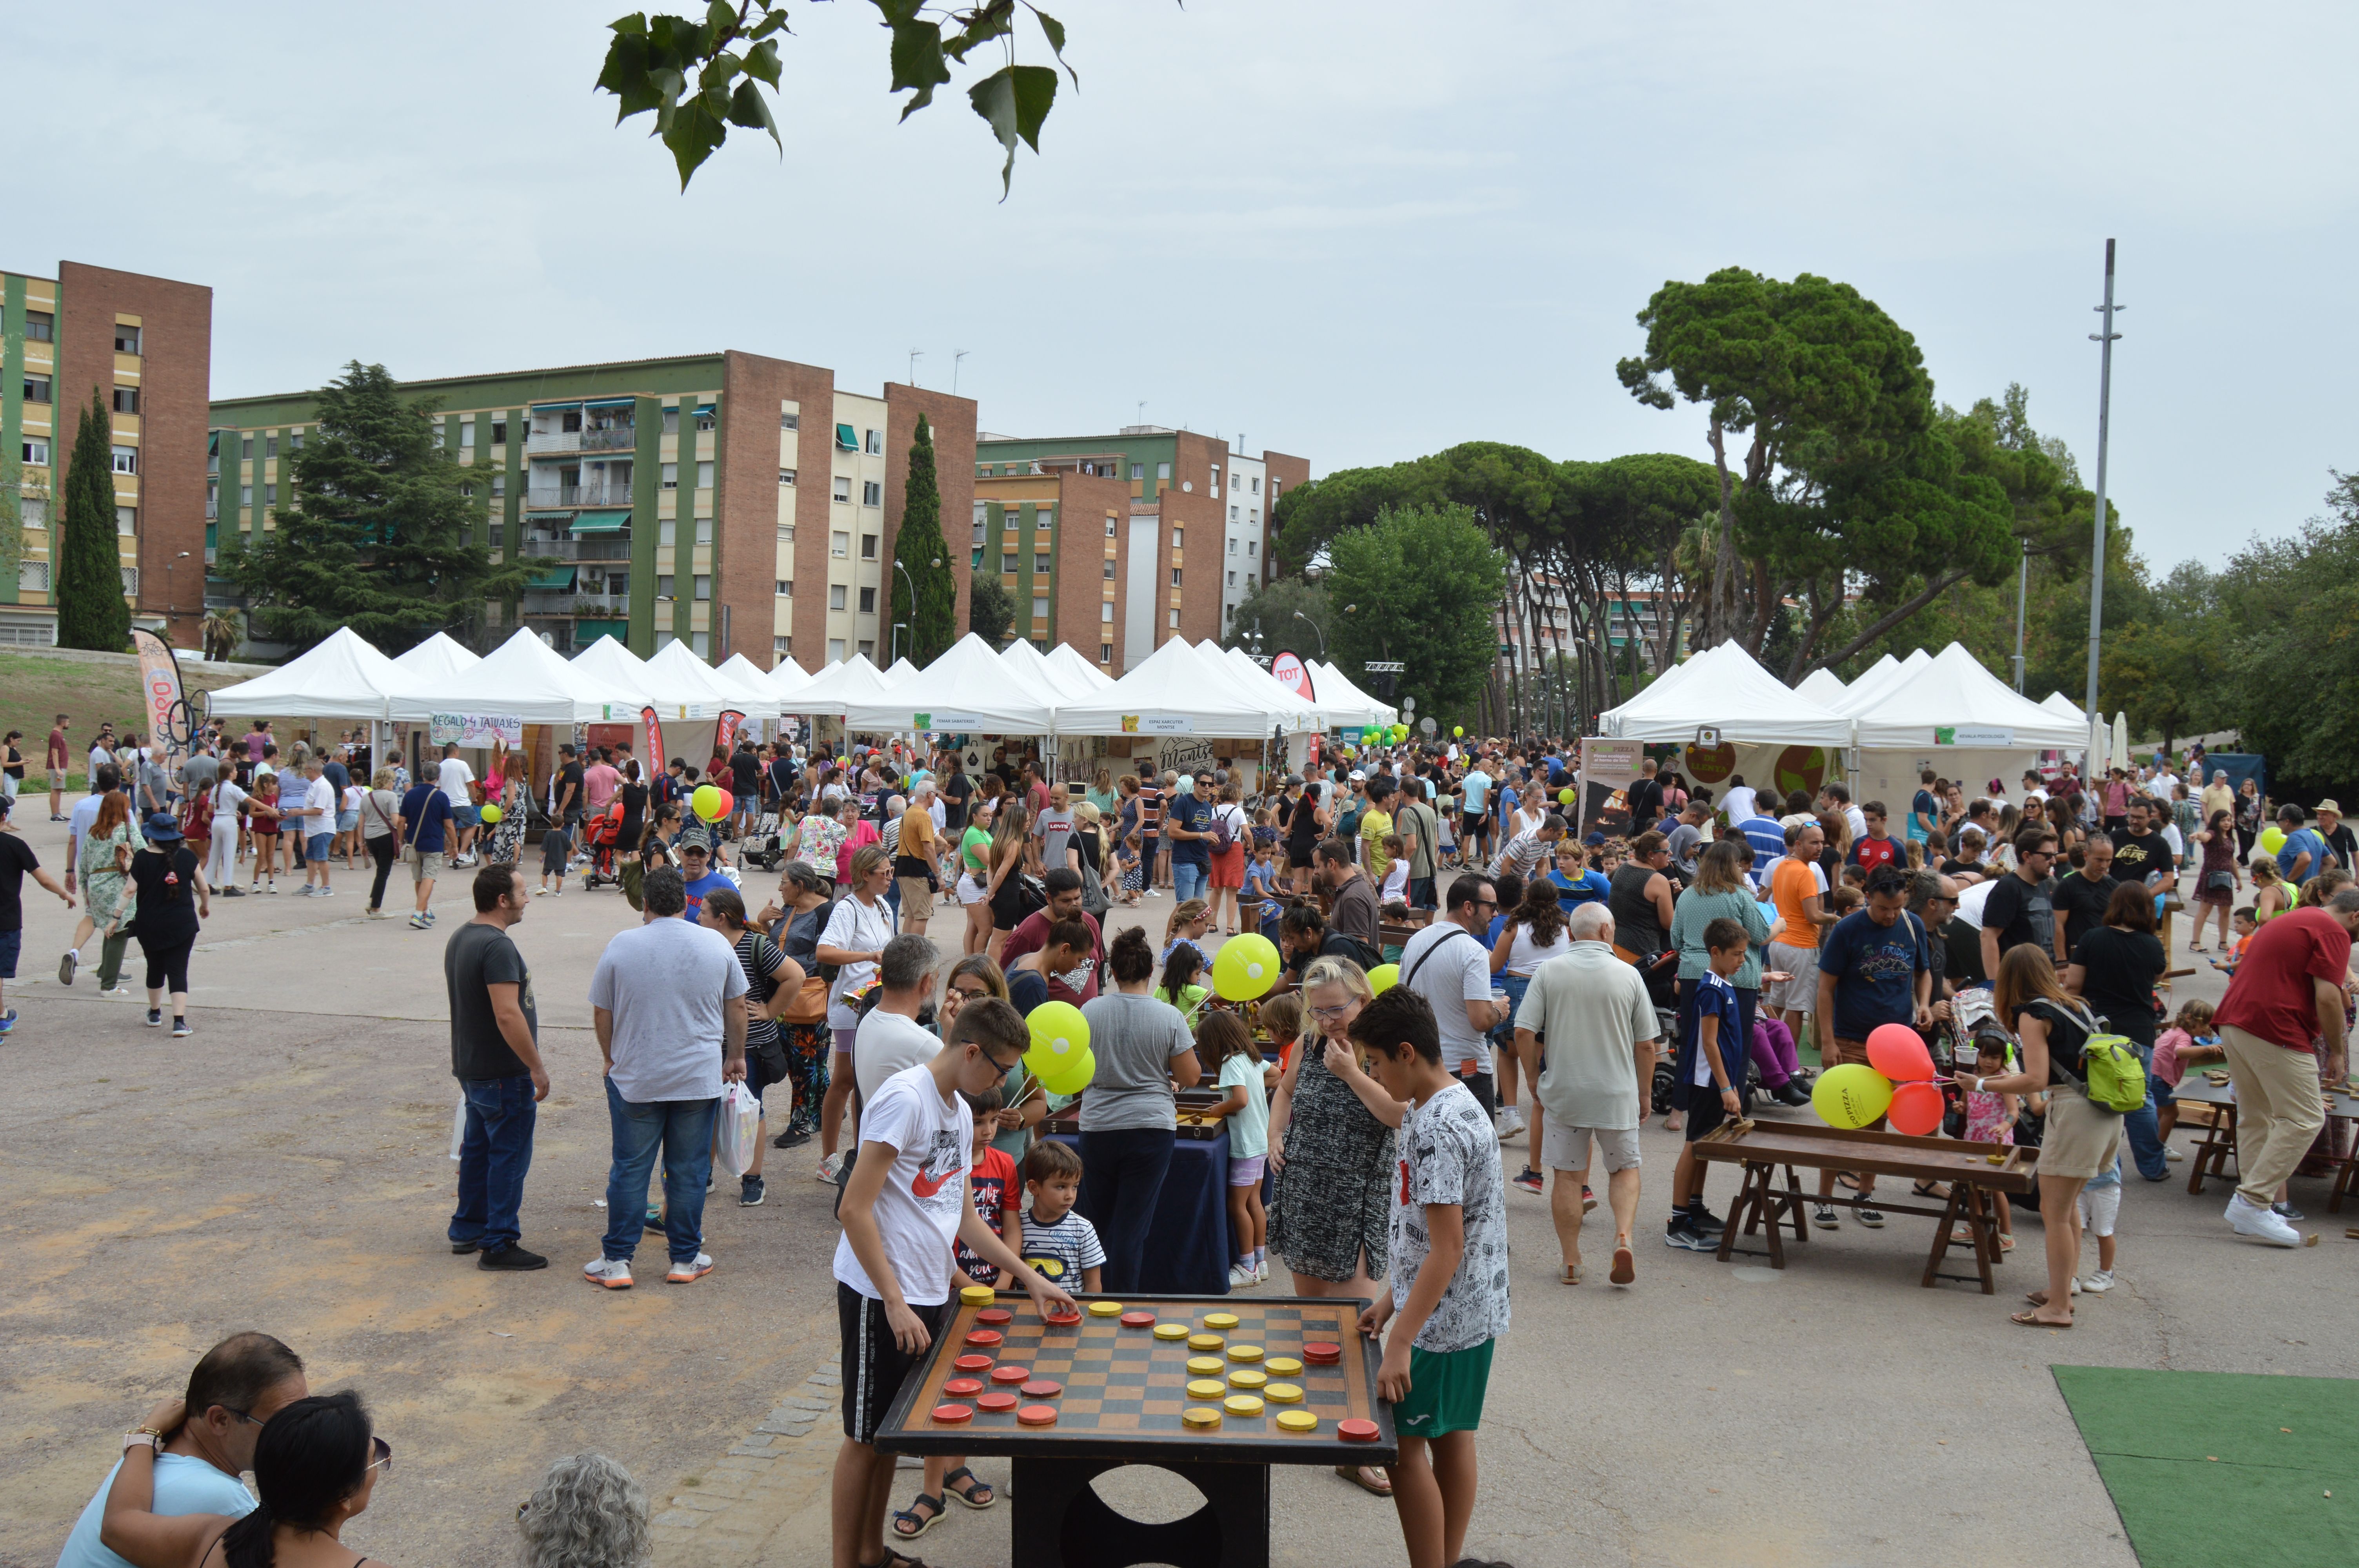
[1165, 777, 1214, 902]
[585, 865, 749, 1289]
[445, 863, 550, 1270]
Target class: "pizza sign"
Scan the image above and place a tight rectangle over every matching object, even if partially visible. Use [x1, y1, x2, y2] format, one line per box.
[1271, 650, 1314, 701]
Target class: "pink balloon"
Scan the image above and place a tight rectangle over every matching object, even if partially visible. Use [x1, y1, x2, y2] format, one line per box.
[1866, 1022, 1936, 1082]
[1887, 1080, 1945, 1137]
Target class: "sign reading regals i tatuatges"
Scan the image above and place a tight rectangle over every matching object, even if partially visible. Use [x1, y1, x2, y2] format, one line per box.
[1934, 726, 2014, 747]
[431, 712, 524, 746]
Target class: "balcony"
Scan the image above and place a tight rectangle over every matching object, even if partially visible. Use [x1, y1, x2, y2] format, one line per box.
[522, 590, 629, 617]
[516, 532, 633, 562]
[525, 429, 581, 456]
[524, 483, 633, 508]
[580, 423, 636, 452]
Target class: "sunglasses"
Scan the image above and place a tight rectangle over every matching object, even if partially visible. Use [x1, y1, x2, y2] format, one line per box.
[368, 1436, 393, 1477]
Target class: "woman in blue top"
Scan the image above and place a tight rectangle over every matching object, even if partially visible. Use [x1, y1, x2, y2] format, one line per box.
[1668, 841, 1801, 1106]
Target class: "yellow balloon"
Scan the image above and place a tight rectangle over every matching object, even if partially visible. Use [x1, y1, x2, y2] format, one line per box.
[1025, 1000, 1090, 1076]
[478, 804, 502, 824]
[1812, 1063, 1895, 1129]
[1040, 1046, 1096, 1096]
[2259, 825, 2287, 855]
[1453, 726, 1464, 738]
[1212, 934, 1282, 1000]
[1366, 962, 1400, 996]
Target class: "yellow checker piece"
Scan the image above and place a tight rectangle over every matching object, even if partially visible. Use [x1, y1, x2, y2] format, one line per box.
[1276, 1410, 1319, 1432]
[1152, 1323, 1190, 1341]
[1182, 1407, 1222, 1429]
[1185, 1379, 1227, 1399]
[1086, 1301, 1124, 1317]
[1188, 1333, 1225, 1352]
[1186, 1356, 1225, 1376]
[1264, 1357, 1303, 1376]
[1226, 1344, 1264, 1363]
[1228, 1369, 1267, 1390]
[1264, 1383, 1303, 1403]
[1201, 1312, 1239, 1330]
[1224, 1395, 1265, 1416]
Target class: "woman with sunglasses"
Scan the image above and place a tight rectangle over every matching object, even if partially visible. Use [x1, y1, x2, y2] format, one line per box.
[940, 954, 1042, 1160]
[101, 1391, 391, 1568]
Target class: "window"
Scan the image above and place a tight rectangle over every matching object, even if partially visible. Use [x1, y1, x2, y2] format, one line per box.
[1099, 643, 1111, 663]
[21, 439, 48, 466]
[831, 531, 849, 557]
[19, 561, 47, 592]
[265, 436, 279, 459]
[1128, 463, 1142, 480]
[658, 573, 676, 598]
[860, 534, 878, 559]
[832, 475, 852, 503]
[779, 468, 796, 486]
[696, 410, 714, 433]
[661, 463, 678, 489]
[693, 575, 711, 601]
[1103, 559, 1116, 579]
[835, 423, 858, 451]
[858, 586, 876, 613]
[112, 445, 139, 475]
[1249, 508, 1260, 527]
[1210, 465, 1220, 494]
[264, 483, 278, 505]
[114, 325, 141, 354]
[1105, 517, 1117, 537]
[861, 480, 881, 507]
[489, 521, 503, 548]
[858, 639, 874, 658]
[1229, 505, 1239, 523]
[121, 566, 140, 594]
[1035, 553, 1051, 574]
[1169, 608, 1181, 629]
[24, 311, 52, 342]
[695, 517, 713, 544]
[1002, 552, 1018, 575]
[776, 579, 792, 595]
[1247, 539, 1257, 557]
[777, 523, 794, 543]
[1253, 477, 1263, 494]
[1037, 509, 1054, 529]
[972, 521, 987, 545]
[972, 501, 989, 529]
[1228, 537, 1236, 554]
[118, 506, 138, 535]
[460, 419, 476, 447]
[25, 496, 49, 525]
[865, 428, 883, 455]
[697, 460, 714, 488]
[1170, 568, 1183, 586]
[971, 549, 984, 568]
[1032, 596, 1049, 620]
[828, 637, 847, 661]
[781, 411, 799, 430]
[241, 436, 254, 460]
[829, 584, 847, 610]
[22, 372, 49, 403]
[1227, 570, 1236, 586]
[663, 407, 680, 435]
[774, 635, 793, 655]
[1100, 601, 1114, 623]
[240, 484, 252, 506]
[659, 519, 678, 546]
[491, 420, 508, 445]
[491, 475, 505, 497]
[1171, 528, 1183, 548]
[1156, 461, 1171, 480]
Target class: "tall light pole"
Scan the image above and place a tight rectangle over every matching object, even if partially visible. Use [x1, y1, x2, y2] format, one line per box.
[2083, 240, 2123, 760]
[1292, 609, 1327, 658]
[892, 556, 942, 666]
[2011, 537, 2028, 693]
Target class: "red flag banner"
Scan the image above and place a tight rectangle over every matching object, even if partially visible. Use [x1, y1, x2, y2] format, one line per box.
[715, 709, 745, 758]
[642, 706, 665, 773]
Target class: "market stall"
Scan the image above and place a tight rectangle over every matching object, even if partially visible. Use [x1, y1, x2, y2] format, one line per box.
[1598, 641, 1856, 811]
[1842, 643, 2090, 808]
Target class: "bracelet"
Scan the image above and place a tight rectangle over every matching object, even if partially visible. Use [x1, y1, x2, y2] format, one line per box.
[123, 1430, 162, 1452]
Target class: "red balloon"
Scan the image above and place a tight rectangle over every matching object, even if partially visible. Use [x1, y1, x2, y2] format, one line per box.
[1866, 1022, 1936, 1082]
[1886, 1080, 1945, 1137]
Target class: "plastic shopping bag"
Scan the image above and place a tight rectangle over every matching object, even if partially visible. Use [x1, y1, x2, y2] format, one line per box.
[714, 1081, 763, 1178]
[450, 1097, 467, 1162]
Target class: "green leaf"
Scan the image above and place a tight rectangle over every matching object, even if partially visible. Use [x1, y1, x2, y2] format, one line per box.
[664, 99, 729, 189]
[728, 78, 782, 151]
[743, 36, 781, 87]
[706, 0, 738, 38]
[1027, 5, 1078, 86]
[941, 2, 1014, 63]
[968, 62, 1056, 196]
[873, 0, 952, 118]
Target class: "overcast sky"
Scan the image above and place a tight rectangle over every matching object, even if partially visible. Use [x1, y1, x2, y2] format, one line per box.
[15, 2, 2354, 572]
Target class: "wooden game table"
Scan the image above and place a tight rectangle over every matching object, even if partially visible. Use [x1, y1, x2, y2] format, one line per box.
[1691, 1118, 2041, 1292]
[875, 1290, 1396, 1568]
[2173, 1072, 2359, 1210]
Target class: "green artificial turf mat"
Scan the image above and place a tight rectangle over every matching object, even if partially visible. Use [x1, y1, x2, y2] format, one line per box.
[2052, 1365, 2359, 1566]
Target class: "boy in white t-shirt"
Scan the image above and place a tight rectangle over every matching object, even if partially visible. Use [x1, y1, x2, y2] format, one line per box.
[832, 996, 1075, 1568]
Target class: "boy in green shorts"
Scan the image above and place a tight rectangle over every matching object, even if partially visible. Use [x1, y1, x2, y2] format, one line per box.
[1347, 987, 1512, 1568]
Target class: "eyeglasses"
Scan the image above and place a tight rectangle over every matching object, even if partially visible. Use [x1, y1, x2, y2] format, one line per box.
[368, 1436, 393, 1477]
[216, 1405, 267, 1428]
[947, 984, 991, 1002]
[1309, 1002, 1356, 1023]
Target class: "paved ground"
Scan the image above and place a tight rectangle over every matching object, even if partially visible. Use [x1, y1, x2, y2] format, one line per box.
[3, 813, 2348, 1568]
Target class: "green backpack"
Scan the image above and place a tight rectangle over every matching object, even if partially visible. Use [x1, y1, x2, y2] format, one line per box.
[2064, 1000, 2149, 1112]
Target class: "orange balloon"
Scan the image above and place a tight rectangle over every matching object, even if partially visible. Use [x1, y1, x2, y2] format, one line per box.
[1887, 1080, 1945, 1137]
[1866, 1022, 1936, 1082]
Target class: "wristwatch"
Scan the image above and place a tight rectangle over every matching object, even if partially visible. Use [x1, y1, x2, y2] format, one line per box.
[123, 1428, 165, 1452]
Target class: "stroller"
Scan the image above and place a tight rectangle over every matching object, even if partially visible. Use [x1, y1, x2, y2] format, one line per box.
[580, 799, 626, 889]
[740, 809, 789, 871]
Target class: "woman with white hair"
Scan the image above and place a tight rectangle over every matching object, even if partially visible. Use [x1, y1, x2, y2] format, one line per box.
[892, 777, 939, 937]
[517, 1452, 651, 1568]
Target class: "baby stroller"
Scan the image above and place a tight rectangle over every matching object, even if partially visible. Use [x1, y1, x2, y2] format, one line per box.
[580, 799, 625, 889]
[740, 809, 788, 872]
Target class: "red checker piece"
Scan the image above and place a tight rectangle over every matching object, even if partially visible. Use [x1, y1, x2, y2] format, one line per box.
[1338, 1419, 1380, 1443]
[990, 1365, 1032, 1384]
[931, 1404, 973, 1425]
[976, 1391, 1019, 1412]
[1044, 1310, 1082, 1326]
[1119, 1310, 1157, 1328]
[1302, 1342, 1343, 1364]
[1018, 1404, 1058, 1426]
[943, 1378, 984, 1397]
[1020, 1380, 1063, 1398]
[953, 1354, 994, 1372]
[964, 1329, 1004, 1347]
[975, 1308, 1014, 1326]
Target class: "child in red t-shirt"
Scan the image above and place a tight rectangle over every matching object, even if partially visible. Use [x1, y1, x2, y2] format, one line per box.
[897, 1089, 1021, 1543]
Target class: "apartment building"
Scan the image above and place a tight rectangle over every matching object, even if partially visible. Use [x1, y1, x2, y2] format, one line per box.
[209, 352, 974, 667]
[972, 426, 1308, 671]
[2, 261, 212, 647]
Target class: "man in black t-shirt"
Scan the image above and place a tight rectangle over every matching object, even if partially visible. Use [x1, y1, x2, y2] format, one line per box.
[1978, 829, 2058, 978]
[941, 758, 974, 833]
[2050, 835, 2119, 966]
[443, 863, 549, 1271]
[2109, 800, 2174, 890]
[1624, 759, 1664, 835]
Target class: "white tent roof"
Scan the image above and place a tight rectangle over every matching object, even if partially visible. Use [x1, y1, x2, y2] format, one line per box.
[841, 633, 1063, 734]
[715, 653, 786, 715]
[205, 627, 434, 721]
[792, 653, 897, 718]
[434, 628, 649, 726]
[1202, 642, 1328, 732]
[1309, 660, 1398, 728]
[767, 656, 814, 701]
[570, 634, 656, 698]
[643, 638, 764, 716]
[2041, 691, 2085, 719]
[1599, 641, 1854, 746]
[1794, 667, 1848, 706]
[886, 657, 920, 684]
[1045, 641, 1115, 693]
[1055, 637, 1301, 738]
[1830, 650, 1929, 716]
[1846, 643, 2090, 750]
[391, 632, 480, 684]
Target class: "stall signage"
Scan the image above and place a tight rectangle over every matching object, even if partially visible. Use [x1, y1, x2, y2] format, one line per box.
[431, 712, 524, 746]
[1935, 726, 2013, 747]
[1121, 713, 1193, 734]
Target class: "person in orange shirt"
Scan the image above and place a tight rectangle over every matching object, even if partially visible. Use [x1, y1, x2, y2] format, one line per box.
[1763, 818, 1835, 1058]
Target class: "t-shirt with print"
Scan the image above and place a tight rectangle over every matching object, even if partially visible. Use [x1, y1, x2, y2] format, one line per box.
[2110, 827, 2172, 888]
[1686, 968, 1745, 1087]
[1018, 1203, 1106, 1287]
[446, 920, 538, 1080]
[1035, 808, 1075, 871]
[1359, 806, 1395, 884]
[1219, 1052, 1270, 1158]
[1979, 871, 2055, 962]
[1816, 908, 1932, 1043]
[954, 1145, 1019, 1285]
[1389, 1080, 1511, 1354]
[831, 1063, 972, 1307]
[1167, 793, 1213, 868]
[1848, 835, 1900, 875]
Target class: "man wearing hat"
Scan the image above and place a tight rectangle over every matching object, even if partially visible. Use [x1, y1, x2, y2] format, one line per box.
[2317, 800, 2357, 875]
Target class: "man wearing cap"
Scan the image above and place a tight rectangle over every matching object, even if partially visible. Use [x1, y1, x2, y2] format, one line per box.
[2201, 770, 2236, 828]
[677, 836, 732, 922]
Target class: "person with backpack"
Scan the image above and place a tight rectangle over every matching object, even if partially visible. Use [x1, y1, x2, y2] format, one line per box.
[1205, 780, 1250, 935]
[1314, 836, 1383, 962]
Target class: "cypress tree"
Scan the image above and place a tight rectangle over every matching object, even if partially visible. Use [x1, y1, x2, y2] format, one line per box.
[889, 414, 958, 665]
[55, 386, 131, 651]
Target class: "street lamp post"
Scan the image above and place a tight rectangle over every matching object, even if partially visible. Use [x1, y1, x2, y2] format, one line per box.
[1292, 609, 1327, 658]
[891, 556, 943, 666]
[164, 551, 191, 641]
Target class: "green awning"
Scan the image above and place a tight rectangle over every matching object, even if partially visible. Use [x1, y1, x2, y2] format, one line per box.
[531, 401, 581, 412]
[575, 618, 629, 640]
[525, 565, 577, 592]
[835, 423, 858, 450]
[583, 397, 635, 409]
[571, 510, 631, 534]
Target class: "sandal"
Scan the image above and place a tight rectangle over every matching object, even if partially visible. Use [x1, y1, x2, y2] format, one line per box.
[891, 1495, 946, 1540]
[2010, 1309, 2072, 1329]
[1837, 1172, 1866, 1194]
[1335, 1463, 1394, 1496]
[1912, 1180, 1949, 1200]
[860, 1553, 930, 1568]
[1559, 1262, 1582, 1284]
[943, 1468, 995, 1509]
[1999, 1234, 2016, 1252]
[1610, 1245, 1636, 1285]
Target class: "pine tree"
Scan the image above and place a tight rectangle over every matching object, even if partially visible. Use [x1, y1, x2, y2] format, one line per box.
[889, 414, 958, 665]
[55, 387, 131, 651]
[225, 361, 527, 654]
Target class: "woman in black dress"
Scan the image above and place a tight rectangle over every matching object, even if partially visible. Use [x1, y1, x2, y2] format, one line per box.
[128, 811, 209, 1037]
[615, 761, 650, 865]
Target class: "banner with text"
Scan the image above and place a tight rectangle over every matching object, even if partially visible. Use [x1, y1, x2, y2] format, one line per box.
[430, 712, 524, 748]
[1577, 737, 1643, 839]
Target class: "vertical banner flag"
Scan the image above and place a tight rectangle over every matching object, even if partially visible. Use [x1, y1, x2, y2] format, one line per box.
[714, 709, 745, 759]
[1270, 650, 1314, 702]
[131, 628, 193, 773]
[1577, 737, 1643, 840]
[642, 706, 666, 779]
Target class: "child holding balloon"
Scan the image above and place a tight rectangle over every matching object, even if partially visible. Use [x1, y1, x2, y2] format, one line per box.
[1962, 1029, 2020, 1252]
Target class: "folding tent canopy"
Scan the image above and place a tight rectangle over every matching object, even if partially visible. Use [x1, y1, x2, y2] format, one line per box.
[645, 638, 761, 715]
[1828, 650, 1928, 718]
[716, 653, 787, 716]
[885, 657, 920, 686]
[1201, 641, 1328, 732]
[1598, 641, 1853, 746]
[792, 653, 897, 718]
[391, 631, 480, 686]
[434, 628, 649, 726]
[2041, 691, 2085, 719]
[1054, 637, 1303, 738]
[1045, 642, 1114, 694]
[1308, 660, 1398, 728]
[840, 633, 1063, 734]
[767, 656, 814, 703]
[1795, 667, 1848, 707]
[570, 634, 658, 702]
[205, 627, 435, 721]
[1846, 643, 2090, 808]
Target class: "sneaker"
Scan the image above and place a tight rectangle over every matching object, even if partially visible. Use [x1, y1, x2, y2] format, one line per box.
[59, 949, 78, 986]
[423, 909, 438, 923]
[2079, 1269, 2116, 1294]
[2165, 1147, 2185, 1162]
[1664, 1217, 1716, 1252]
[532, 886, 547, 897]
[739, 1174, 766, 1207]
[171, 1017, 191, 1038]
[408, 914, 430, 929]
[316, 887, 334, 898]
[2272, 1200, 2306, 1222]
[816, 1151, 844, 1183]
[1230, 1263, 1258, 1289]
[451, 1240, 480, 1254]
[1856, 1207, 1887, 1228]
[145, 1008, 164, 1027]
[644, 1205, 664, 1232]
[0, 1008, 16, 1033]
[480, 1245, 549, 1272]
[221, 886, 246, 897]
[366, 907, 387, 919]
[582, 1257, 634, 1289]
[1685, 1203, 1726, 1234]
[294, 885, 316, 897]
[1582, 1185, 1599, 1214]
[1255, 1259, 1270, 1283]
[1812, 1204, 1841, 1229]
[551, 888, 562, 898]
[98, 985, 131, 999]
[265, 883, 278, 894]
[771, 1125, 812, 1150]
[2218, 1191, 2282, 1242]
[1513, 1167, 1544, 1196]
[666, 1253, 715, 1284]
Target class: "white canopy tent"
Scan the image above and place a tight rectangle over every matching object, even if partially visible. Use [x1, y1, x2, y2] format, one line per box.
[2041, 691, 2085, 720]
[1846, 643, 2091, 807]
[1045, 642, 1115, 694]
[1827, 650, 1930, 718]
[205, 627, 436, 721]
[1055, 637, 1304, 738]
[841, 633, 1065, 735]
[767, 656, 814, 703]
[885, 657, 920, 686]
[391, 632, 480, 686]
[1308, 660, 1398, 728]
[1598, 641, 1853, 746]
[570, 634, 657, 701]
[792, 653, 898, 718]
[434, 628, 649, 726]
[1201, 641, 1328, 733]
[1794, 666, 1848, 707]
[645, 639, 764, 715]
[715, 653, 787, 716]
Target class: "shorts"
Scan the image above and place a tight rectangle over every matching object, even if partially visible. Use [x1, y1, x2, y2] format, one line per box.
[745, 1040, 790, 1105]
[1390, 1338, 1494, 1440]
[1228, 1154, 1267, 1187]
[336, 809, 360, 832]
[1823, 1034, 1870, 1070]
[2077, 1177, 2121, 1238]
[1287, 844, 1314, 871]
[306, 832, 334, 862]
[408, 848, 447, 884]
[0, 927, 19, 980]
[1461, 813, 1487, 840]
[2039, 1084, 2124, 1180]
[838, 1282, 958, 1445]
[897, 875, 936, 912]
[1761, 942, 1818, 1011]
[1452, 1065, 1496, 1118]
[1541, 1121, 1641, 1174]
[956, 871, 989, 905]
[454, 804, 481, 828]
[1683, 1080, 1733, 1142]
